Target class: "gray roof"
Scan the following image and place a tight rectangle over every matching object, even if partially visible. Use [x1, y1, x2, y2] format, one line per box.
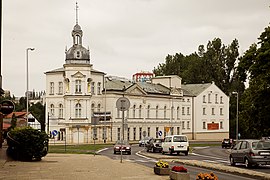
[105, 79, 133, 91]
[45, 67, 64, 74]
[137, 82, 170, 95]
[181, 83, 211, 96]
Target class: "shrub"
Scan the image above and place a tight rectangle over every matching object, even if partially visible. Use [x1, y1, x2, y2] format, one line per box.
[6, 127, 48, 161]
[196, 172, 218, 180]
[155, 160, 169, 168]
[171, 166, 188, 173]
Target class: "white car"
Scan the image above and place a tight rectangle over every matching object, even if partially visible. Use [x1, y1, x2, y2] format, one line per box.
[162, 135, 189, 155]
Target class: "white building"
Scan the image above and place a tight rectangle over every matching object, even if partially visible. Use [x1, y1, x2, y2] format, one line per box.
[45, 17, 229, 144]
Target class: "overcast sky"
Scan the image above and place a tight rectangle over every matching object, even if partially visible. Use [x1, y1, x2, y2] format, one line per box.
[2, 0, 270, 97]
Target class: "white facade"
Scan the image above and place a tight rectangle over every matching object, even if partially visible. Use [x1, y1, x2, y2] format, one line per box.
[45, 21, 229, 144]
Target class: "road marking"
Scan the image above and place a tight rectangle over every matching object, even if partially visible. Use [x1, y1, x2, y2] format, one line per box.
[96, 148, 109, 154]
[191, 152, 226, 160]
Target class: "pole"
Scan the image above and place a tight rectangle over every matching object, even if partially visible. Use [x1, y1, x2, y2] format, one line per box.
[120, 106, 124, 163]
[26, 48, 34, 125]
[0, 113, 3, 148]
[236, 93, 239, 141]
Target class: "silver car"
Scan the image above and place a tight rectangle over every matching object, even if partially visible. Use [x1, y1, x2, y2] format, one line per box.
[229, 139, 270, 168]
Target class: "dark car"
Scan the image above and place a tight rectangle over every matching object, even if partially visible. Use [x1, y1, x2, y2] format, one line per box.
[229, 139, 270, 168]
[139, 137, 151, 147]
[113, 140, 131, 155]
[222, 138, 233, 148]
[146, 138, 164, 153]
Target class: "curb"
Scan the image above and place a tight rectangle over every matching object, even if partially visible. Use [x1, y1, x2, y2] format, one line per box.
[138, 151, 270, 180]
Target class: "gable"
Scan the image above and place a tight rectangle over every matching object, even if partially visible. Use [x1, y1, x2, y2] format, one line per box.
[126, 84, 147, 96]
[71, 71, 86, 78]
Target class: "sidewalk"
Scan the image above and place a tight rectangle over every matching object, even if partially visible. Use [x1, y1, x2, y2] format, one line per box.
[0, 147, 168, 180]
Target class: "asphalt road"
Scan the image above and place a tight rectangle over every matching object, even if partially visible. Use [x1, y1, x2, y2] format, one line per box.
[98, 144, 257, 180]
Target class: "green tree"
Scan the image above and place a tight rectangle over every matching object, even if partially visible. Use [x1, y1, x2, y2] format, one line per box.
[238, 26, 270, 138]
[29, 102, 45, 131]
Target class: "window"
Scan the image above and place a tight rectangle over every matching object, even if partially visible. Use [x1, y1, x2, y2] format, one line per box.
[147, 127, 150, 137]
[203, 107, 206, 115]
[203, 95, 206, 103]
[91, 82, 95, 94]
[177, 107, 180, 119]
[102, 127, 107, 140]
[97, 104, 101, 112]
[220, 108, 223, 115]
[139, 105, 142, 118]
[133, 105, 136, 118]
[203, 122, 206, 129]
[156, 127, 159, 138]
[187, 107, 190, 115]
[127, 128, 130, 141]
[117, 128, 120, 140]
[177, 127, 180, 135]
[215, 94, 218, 103]
[164, 106, 167, 118]
[182, 107, 185, 115]
[139, 127, 142, 140]
[75, 80, 81, 93]
[75, 103, 81, 118]
[220, 121, 223, 129]
[133, 127, 136, 140]
[208, 94, 211, 103]
[187, 99, 190, 102]
[93, 128, 97, 140]
[212, 108, 215, 115]
[117, 109, 120, 118]
[50, 82, 54, 94]
[58, 82, 63, 94]
[182, 121, 185, 129]
[50, 104, 55, 116]
[187, 121, 190, 129]
[171, 106, 174, 119]
[91, 103, 95, 116]
[156, 106, 158, 118]
[240, 141, 247, 149]
[59, 104, 63, 118]
[147, 105, 150, 118]
[97, 82, 101, 95]
[171, 127, 174, 135]
[220, 96, 223, 104]
[76, 51, 80, 58]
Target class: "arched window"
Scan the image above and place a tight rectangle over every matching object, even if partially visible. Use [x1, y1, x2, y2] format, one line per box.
[133, 105, 136, 118]
[59, 104, 63, 118]
[50, 104, 55, 116]
[97, 104, 101, 112]
[164, 106, 167, 118]
[156, 106, 158, 118]
[91, 103, 95, 117]
[147, 105, 150, 118]
[75, 103, 81, 118]
[139, 105, 142, 118]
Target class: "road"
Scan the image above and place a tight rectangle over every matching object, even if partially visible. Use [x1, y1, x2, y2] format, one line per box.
[98, 144, 258, 180]
[192, 146, 270, 174]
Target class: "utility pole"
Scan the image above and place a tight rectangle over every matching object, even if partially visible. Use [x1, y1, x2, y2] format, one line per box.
[0, 0, 4, 148]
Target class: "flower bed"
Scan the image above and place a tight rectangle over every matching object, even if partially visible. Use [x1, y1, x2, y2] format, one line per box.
[154, 160, 170, 175]
[170, 166, 190, 180]
[196, 172, 218, 180]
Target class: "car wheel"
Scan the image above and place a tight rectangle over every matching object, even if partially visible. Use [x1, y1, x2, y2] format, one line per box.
[162, 151, 165, 155]
[114, 151, 116, 154]
[230, 156, 235, 166]
[184, 151, 188, 156]
[152, 148, 155, 153]
[245, 158, 252, 168]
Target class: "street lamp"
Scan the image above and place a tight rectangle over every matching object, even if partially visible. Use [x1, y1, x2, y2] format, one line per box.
[232, 92, 238, 141]
[26, 48, 35, 125]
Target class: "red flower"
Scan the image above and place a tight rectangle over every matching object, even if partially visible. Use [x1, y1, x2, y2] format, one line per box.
[171, 166, 188, 172]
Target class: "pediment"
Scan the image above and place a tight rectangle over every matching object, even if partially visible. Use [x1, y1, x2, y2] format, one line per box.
[126, 84, 147, 96]
[71, 71, 85, 78]
[170, 87, 183, 96]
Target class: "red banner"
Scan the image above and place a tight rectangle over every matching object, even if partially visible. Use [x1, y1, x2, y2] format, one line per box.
[207, 123, 219, 130]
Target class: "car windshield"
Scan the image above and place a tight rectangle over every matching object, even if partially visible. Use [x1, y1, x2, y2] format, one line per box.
[115, 140, 129, 145]
[173, 136, 187, 142]
[254, 141, 270, 150]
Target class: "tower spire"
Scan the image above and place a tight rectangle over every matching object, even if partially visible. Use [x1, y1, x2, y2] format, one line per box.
[75, 2, 79, 25]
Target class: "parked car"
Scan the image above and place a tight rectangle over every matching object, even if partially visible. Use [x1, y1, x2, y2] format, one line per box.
[229, 139, 270, 168]
[139, 137, 151, 147]
[162, 135, 189, 155]
[113, 140, 131, 155]
[222, 138, 233, 148]
[146, 138, 164, 153]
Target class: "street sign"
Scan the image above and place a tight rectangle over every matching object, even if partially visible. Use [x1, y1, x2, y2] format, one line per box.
[52, 130, 58, 136]
[0, 100, 15, 115]
[158, 130, 162, 137]
[116, 97, 130, 111]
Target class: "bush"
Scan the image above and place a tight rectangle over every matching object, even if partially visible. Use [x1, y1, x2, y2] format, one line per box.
[6, 127, 48, 161]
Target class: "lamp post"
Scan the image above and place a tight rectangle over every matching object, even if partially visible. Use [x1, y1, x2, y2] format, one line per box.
[26, 48, 35, 125]
[232, 92, 238, 141]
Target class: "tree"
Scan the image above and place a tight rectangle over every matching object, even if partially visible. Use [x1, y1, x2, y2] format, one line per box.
[236, 26, 270, 138]
[29, 102, 46, 131]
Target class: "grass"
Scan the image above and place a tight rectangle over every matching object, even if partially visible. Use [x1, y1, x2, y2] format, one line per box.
[48, 144, 112, 154]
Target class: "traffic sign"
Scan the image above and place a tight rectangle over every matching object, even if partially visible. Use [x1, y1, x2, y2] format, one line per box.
[52, 130, 58, 136]
[158, 130, 162, 137]
[0, 100, 15, 115]
[116, 97, 130, 111]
